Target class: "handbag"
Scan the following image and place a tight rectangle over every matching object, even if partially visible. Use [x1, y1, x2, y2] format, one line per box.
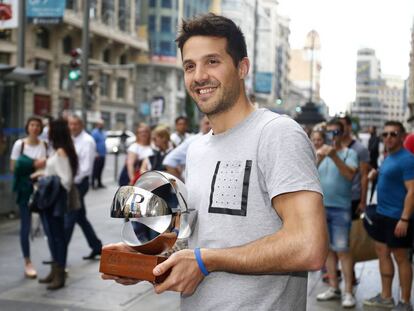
[28, 187, 40, 213]
[350, 184, 378, 262]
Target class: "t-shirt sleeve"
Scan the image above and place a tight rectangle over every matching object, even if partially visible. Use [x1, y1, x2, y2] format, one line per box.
[346, 149, 359, 169]
[258, 116, 322, 200]
[10, 139, 23, 160]
[359, 146, 370, 163]
[402, 154, 414, 181]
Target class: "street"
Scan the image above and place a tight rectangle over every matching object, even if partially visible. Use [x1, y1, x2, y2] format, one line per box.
[0, 154, 412, 310]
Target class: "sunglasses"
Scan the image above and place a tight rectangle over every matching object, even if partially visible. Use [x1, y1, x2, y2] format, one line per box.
[381, 131, 399, 138]
[326, 129, 343, 137]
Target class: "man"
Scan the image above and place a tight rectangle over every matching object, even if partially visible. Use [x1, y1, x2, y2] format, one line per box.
[363, 121, 414, 311]
[163, 115, 211, 180]
[368, 126, 380, 169]
[170, 116, 190, 147]
[66, 115, 103, 260]
[102, 13, 328, 310]
[315, 119, 358, 308]
[338, 115, 370, 220]
[91, 119, 107, 189]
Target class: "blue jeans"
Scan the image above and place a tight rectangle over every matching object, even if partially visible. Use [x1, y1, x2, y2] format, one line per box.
[64, 177, 102, 252]
[18, 202, 31, 259]
[325, 207, 352, 252]
[44, 208, 67, 267]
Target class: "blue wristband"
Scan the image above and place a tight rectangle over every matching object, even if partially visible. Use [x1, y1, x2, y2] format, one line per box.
[194, 247, 209, 276]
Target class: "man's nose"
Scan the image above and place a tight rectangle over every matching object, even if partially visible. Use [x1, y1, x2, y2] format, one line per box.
[194, 65, 209, 82]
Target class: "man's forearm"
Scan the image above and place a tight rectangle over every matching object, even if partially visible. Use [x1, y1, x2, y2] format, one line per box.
[331, 154, 355, 180]
[203, 219, 328, 274]
[402, 191, 414, 220]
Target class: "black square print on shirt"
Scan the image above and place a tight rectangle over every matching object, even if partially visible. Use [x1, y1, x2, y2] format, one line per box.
[208, 160, 252, 216]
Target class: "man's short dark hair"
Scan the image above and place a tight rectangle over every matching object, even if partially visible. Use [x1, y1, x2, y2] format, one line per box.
[384, 120, 406, 134]
[327, 119, 345, 133]
[25, 116, 43, 134]
[176, 13, 247, 67]
[338, 114, 352, 125]
[175, 116, 188, 124]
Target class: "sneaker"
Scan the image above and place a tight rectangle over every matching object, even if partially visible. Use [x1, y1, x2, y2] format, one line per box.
[342, 293, 356, 308]
[391, 301, 413, 311]
[363, 294, 394, 308]
[317, 287, 341, 301]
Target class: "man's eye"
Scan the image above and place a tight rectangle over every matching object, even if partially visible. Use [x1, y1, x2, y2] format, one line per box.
[208, 59, 219, 64]
[184, 64, 194, 72]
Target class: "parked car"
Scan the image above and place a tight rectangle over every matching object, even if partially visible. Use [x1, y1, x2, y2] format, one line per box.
[105, 130, 136, 153]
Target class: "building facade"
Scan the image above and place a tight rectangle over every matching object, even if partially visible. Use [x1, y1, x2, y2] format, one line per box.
[379, 75, 406, 124]
[351, 48, 383, 130]
[0, 0, 148, 214]
[275, 15, 291, 109]
[407, 18, 414, 131]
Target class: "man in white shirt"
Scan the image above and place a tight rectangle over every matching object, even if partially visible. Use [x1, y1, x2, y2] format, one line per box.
[170, 116, 191, 147]
[66, 115, 102, 260]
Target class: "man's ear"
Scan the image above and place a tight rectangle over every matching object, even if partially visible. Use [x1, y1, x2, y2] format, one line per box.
[238, 57, 250, 79]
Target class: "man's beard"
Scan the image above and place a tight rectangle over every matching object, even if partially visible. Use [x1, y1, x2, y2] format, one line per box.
[193, 82, 241, 117]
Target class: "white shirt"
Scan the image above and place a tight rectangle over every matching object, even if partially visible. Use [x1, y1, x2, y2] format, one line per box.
[72, 130, 96, 184]
[10, 139, 47, 160]
[170, 132, 191, 147]
[45, 151, 73, 191]
[127, 143, 153, 160]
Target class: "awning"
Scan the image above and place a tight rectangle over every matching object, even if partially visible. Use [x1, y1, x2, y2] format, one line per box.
[0, 64, 44, 83]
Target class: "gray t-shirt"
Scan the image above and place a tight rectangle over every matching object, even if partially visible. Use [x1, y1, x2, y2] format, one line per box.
[183, 109, 322, 311]
[349, 139, 370, 201]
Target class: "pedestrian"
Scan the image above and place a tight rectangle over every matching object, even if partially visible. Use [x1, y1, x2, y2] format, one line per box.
[310, 130, 325, 166]
[140, 125, 171, 173]
[170, 116, 190, 147]
[91, 119, 107, 189]
[36, 119, 78, 290]
[102, 13, 328, 310]
[163, 115, 211, 180]
[315, 119, 359, 308]
[66, 115, 103, 260]
[10, 116, 47, 279]
[118, 123, 153, 186]
[368, 126, 380, 168]
[363, 121, 414, 311]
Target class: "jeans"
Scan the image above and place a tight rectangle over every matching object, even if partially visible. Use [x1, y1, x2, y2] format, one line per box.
[325, 206, 352, 252]
[92, 156, 105, 187]
[44, 208, 67, 267]
[64, 177, 102, 252]
[18, 202, 31, 259]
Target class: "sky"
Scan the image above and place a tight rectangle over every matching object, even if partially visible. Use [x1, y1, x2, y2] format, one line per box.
[278, 0, 414, 116]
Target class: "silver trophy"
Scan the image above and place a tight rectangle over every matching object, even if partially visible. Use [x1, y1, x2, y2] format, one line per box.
[99, 171, 196, 282]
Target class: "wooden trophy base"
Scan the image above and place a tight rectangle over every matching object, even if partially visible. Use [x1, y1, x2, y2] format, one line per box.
[99, 248, 169, 283]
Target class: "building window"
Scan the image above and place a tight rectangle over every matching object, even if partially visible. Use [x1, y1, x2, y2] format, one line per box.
[0, 52, 10, 64]
[62, 36, 73, 55]
[149, 15, 156, 32]
[34, 59, 49, 88]
[120, 54, 127, 65]
[100, 73, 110, 96]
[66, 0, 77, 10]
[102, 0, 115, 26]
[118, 0, 130, 31]
[0, 29, 11, 41]
[101, 111, 111, 129]
[149, 0, 157, 7]
[35, 27, 50, 49]
[115, 112, 126, 129]
[90, 0, 98, 19]
[160, 41, 171, 55]
[161, 16, 171, 32]
[162, 0, 172, 8]
[59, 65, 70, 91]
[103, 49, 111, 63]
[117, 78, 126, 98]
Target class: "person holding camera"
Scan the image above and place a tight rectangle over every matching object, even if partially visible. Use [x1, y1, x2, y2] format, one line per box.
[316, 119, 358, 308]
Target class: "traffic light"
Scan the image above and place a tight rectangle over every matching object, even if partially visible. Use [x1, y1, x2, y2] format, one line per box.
[68, 48, 82, 81]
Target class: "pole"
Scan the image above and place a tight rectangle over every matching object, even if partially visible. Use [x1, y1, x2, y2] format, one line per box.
[252, 0, 259, 94]
[81, 0, 91, 127]
[16, 0, 26, 129]
[309, 32, 315, 103]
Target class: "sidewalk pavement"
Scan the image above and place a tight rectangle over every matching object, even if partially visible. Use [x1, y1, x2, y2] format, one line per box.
[0, 154, 412, 310]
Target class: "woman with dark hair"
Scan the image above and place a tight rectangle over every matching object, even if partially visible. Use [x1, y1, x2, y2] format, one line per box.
[36, 118, 78, 290]
[10, 116, 48, 279]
